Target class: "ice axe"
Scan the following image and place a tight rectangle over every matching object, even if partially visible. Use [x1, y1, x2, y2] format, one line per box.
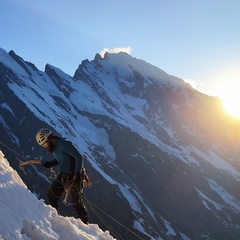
[19, 160, 42, 175]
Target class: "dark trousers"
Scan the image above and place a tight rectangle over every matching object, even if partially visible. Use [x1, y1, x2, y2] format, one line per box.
[48, 173, 88, 224]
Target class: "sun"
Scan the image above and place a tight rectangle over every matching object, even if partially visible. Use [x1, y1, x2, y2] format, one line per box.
[215, 79, 240, 119]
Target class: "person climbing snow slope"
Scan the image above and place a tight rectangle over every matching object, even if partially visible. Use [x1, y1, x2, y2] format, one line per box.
[36, 128, 89, 224]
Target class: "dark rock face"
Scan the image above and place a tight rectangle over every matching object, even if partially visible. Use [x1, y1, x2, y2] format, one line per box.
[1, 48, 240, 239]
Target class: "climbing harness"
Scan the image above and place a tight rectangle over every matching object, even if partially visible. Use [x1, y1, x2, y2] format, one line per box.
[61, 168, 92, 206]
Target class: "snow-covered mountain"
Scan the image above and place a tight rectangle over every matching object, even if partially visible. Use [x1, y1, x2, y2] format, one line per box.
[1, 47, 240, 240]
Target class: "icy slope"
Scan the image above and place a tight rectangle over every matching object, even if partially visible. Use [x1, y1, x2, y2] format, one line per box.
[0, 150, 114, 240]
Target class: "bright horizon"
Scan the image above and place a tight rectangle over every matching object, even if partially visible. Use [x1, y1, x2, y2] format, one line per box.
[1, 0, 240, 117]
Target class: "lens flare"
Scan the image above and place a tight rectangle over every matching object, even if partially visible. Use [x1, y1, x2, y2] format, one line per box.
[215, 79, 240, 118]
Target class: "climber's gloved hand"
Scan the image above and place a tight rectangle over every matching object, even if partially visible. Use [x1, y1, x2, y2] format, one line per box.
[41, 161, 52, 168]
[41, 159, 58, 168]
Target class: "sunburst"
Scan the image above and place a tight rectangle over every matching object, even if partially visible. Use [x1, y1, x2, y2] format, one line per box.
[215, 79, 240, 118]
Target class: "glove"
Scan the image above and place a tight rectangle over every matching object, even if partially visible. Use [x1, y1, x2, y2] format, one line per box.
[41, 159, 58, 168]
[41, 161, 52, 168]
[73, 172, 81, 186]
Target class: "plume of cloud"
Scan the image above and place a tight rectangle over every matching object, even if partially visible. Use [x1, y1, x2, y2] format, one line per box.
[184, 79, 201, 89]
[184, 79, 213, 96]
[100, 47, 132, 58]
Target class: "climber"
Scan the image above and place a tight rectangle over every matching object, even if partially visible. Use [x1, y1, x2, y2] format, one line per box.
[36, 128, 88, 224]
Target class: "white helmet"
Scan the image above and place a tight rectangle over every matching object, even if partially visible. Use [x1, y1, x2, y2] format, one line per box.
[36, 128, 52, 146]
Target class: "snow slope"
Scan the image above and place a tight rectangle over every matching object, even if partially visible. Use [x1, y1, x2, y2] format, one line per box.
[0, 150, 114, 240]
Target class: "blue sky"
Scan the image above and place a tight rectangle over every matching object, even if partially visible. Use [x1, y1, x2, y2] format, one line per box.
[1, 0, 240, 97]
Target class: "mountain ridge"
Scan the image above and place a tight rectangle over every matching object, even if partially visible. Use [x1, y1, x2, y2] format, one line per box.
[1, 47, 240, 239]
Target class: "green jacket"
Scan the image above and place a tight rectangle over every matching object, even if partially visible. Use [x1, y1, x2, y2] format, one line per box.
[53, 137, 83, 174]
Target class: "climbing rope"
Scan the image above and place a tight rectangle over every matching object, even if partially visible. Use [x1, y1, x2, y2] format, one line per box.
[86, 199, 123, 240]
[86, 198, 145, 240]
[0, 141, 29, 161]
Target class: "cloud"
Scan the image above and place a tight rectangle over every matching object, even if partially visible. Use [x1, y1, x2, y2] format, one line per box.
[100, 46, 132, 58]
[184, 79, 202, 89]
[184, 79, 215, 96]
